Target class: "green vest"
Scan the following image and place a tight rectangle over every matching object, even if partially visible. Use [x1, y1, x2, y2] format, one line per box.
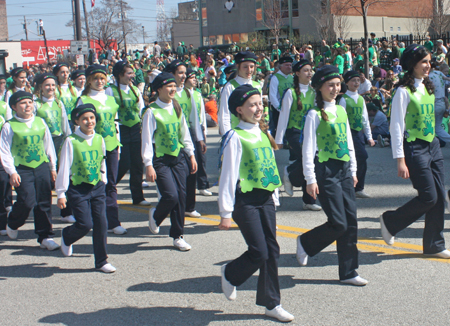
[192, 90, 203, 125]
[69, 133, 104, 186]
[9, 116, 50, 168]
[274, 73, 294, 102]
[80, 95, 121, 151]
[35, 99, 63, 136]
[0, 115, 5, 129]
[342, 94, 364, 132]
[229, 79, 262, 128]
[316, 105, 350, 163]
[175, 90, 192, 128]
[56, 86, 78, 119]
[151, 103, 184, 157]
[235, 128, 281, 193]
[0, 100, 7, 120]
[404, 88, 435, 143]
[110, 85, 141, 128]
[287, 87, 315, 130]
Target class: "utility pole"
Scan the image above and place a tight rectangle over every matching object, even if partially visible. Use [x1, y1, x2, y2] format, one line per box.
[82, 0, 91, 49]
[120, 0, 127, 53]
[23, 16, 28, 41]
[142, 26, 145, 44]
[71, 0, 76, 40]
[74, 0, 82, 40]
[43, 30, 50, 65]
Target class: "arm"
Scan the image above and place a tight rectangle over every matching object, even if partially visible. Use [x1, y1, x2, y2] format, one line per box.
[43, 121, 57, 172]
[218, 83, 232, 136]
[179, 113, 195, 158]
[275, 89, 293, 145]
[189, 91, 204, 142]
[101, 138, 107, 184]
[390, 87, 409, 159]
[141, 109, 156, 167]
[0, 123, 17, 176]
[105, 87, 114, 97]
[55, 137, 73, 199]
[302, 110, 319, 185]
[361, 101, 374, 144]
[346, 120, 357, 178]
[200, 97, 207, 136]
[60, 102, 72, 137]
[269, 76, 280, 109]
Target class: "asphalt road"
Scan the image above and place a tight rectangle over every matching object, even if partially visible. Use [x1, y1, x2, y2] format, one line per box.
[2, 126, 450, 326]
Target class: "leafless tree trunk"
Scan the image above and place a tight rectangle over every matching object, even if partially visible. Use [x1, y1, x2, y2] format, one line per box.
[311, 0, 335, 44]
[333, 0, 353, 40]
[262, 0, 283, 56]
[431, 0, 450, 35]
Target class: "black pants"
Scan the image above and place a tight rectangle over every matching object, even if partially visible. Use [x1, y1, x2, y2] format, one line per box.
[269, 105, 280, 137]
[351, 129, 368, 192]
[8, 163, 53, 242]
[53, 135, 72, 217]
[225, 188, 280, 310]
[106, 147, 120, 229]
[153, 152, 189, 239]
[383, 137, 445, 254]
[0, 165, 10, 230]
[117, 124, 145, 204]
[300, 159, 359, 280]
[64, 181, 108, 268]
[195, 129, 209, 190]
[285, 128, 315, 205]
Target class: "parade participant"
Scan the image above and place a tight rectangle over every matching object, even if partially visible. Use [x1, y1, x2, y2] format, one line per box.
[54, 63, 78, 120]
[56, 103, 116, 273]
[78, 65, 126, 235]
[296, 66, 368, 286]
[339, 71, 375, 198]
[380, 44, 450, 259]
[106, 61, 150, 206]
[71, 70, 86, 96]
[0, 91, 59, 250]
[275, 60, 321, 211]
[218, 84, 294, 322]
[5, 68, 32, 120]
[0, 114, 9, 235]
[218, 51, 261, 135]
[142, 72, 197, 251]
[0, 74, 7, 102]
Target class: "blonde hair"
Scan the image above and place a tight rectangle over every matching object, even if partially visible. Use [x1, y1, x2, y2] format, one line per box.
[82, 73, 107, 96]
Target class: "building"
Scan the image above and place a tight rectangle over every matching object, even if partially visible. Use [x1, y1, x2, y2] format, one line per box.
[0, 0, 8, 41]
[171, 1, 201, 48]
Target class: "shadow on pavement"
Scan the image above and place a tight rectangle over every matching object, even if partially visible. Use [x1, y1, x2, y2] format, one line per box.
[0, 263, 88, 278]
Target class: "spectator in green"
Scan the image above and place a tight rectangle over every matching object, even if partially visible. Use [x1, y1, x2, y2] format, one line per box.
[321, 40, 331, 62]
[333, 47, 345, 74]
[135, 50, 141, 61]
[368, 40, 374, 65]
[424, 36, 434, 53]
[176, 42, 184, 60]
[391, 40, 401, 60]
[271, 44, 281, 61]
[314, 49, 323, 68]
[258, 53, 270, 74]
[201, 76, 210, 98]
[134, 61, 145, 94]
[370, 32, 378, 45]
[343, 45, 351, 73]
[399, 42, 406, 56]
[379, 41, 392, 70]
[230, 42, 239, 53]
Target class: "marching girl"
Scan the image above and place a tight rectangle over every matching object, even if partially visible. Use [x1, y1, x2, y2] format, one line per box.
[5, 67, 32, 120]
[56, 103, 116, 273]
[54, 63, 78, 121]
[71, 70, 86, 97]
[77, 65, 126, 235]
[339, 71, 375, 199]
[275, 60, 322, 211]
[105, 61, 149, 206]
[218, 84, 294, 323]
[142, 72, 197, 251]
[296, 66, 368, 286]
[0, 91, 59, 250]
[380, 44, 450, 258]
[218, 51, 261, 136]
[0, 74, 7, 102]
[0, 114, 9, 235]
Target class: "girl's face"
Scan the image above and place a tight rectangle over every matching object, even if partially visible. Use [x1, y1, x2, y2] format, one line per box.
[238, 62, 255, 79]
[76, 112, 96, 135]
[41, 78, 56, 98]
[174, 66, 186, 87]
[158, 82, 177, 102]
[185, 75, 197, 89]
[120, 67, 135, 85]
[57, 66, 70, 84]
[12, 99, 34, 119]
[14, 72, 27, 88]
[370, 89, 377, 96]
[346, 77, 360, 92]
[74, 75, 86, 89]
[297, 65, 313, 84]
[236, 94, 263, 124]
[413, 54, 431, 79]
[0, 79, 6, 91]
[319, 78, 341, 102]
[89, 74, 106, 91]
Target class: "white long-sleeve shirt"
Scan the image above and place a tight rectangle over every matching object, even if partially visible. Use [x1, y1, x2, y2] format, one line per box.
[269, 71, 290, 109]
[390, 78, 426, 159]
[141, 98, 195, 166]
[302, 101, 357, 185]
[339, 90, 373, 140]
[218, 121, 279, 218]
[275, 83, 311, 144]
[177, 87, 204, 141]
[218, 75, 255, 135]
[34, 96, 72, 137]
[0, 114, 57, 176]
[55, 128, 107, 199]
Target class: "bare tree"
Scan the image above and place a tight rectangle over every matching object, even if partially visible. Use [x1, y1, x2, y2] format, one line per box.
[333, 1, 353, 40]
[262, 0, 284, 56]
[311, 0, 335, 44]
[159, 7, 177, 45]
[407, 3, 432, 39]
[431, 0, 450, 35]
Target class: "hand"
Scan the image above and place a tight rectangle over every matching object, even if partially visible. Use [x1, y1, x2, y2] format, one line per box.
[190, 155, 198, 174]
[51, 171, 57, 182]
[368, 139, 376, 147]
[397, 158, 409, 179]
[218, 217, 232, 230]
[10, 173, 21, 187]
[276, 144, 283, 149]
[199, 140, 207, 154]
[146, 165, 157, 182]
[306, 183, 319, 200]
[57, 197, 67, 209]
[353, 176, 358, 187]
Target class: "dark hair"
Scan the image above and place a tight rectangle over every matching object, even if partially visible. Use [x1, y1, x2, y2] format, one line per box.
[396, 47, 434, 94]
[293, 74, 303, 112]
[314, 87, 328, 121]
[114, 62, 140, 107]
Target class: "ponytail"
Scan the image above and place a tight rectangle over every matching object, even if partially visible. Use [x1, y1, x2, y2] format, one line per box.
[258, 115, 278, 150]
[172, 99, 182, 118]
[293, 74, 303, 111]
[68, 83, 76, 97]
[314, 88, 329, 121]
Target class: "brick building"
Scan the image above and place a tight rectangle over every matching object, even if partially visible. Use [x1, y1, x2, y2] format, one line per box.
[0, 0, 8, 41]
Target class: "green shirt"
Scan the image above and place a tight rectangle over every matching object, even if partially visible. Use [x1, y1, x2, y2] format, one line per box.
[0, 100, 7, 120]
[175, 90, 193, 128]
[134, 68, 145, 84]
[35, 99, 64, 136]
[192, 90, 203, 125]
[274, 73, 294, 104]
[342, 94, 364, 131]
[424, 41, 434, 53]
[70, 133, 104, 186]
[110, 85, 141, 127]
[151, 103, 184, 157]
[333, 55, 344, 74]
[56, 86, 78, 119]
[287, 87, 315, 130]
[404, 88, 435, 143]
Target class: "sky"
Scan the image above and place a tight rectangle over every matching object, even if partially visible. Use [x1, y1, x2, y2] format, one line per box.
[6, 0, 185, 42]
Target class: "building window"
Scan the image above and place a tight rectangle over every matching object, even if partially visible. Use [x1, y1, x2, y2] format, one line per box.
[203, 37, 209, 45]
[217, 35, 224, 45]
[232, 34, 240, 43]
[292, 0, 298, 17]
[224, 34, 232, 44]
[240, 33, 248, 43]
[209, 36, 217, 45]
[201, 0, 207, 27]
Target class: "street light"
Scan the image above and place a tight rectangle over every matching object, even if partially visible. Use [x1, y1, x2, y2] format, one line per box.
[142, 26, 145, 44]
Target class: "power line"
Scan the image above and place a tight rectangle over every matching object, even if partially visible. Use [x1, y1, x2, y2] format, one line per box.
[8, 0, 62, 6]
[7, 12, 72, 18]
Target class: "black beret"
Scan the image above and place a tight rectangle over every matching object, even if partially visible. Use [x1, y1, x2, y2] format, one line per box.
[234, 51, 258, 64]
[224, 64, 237, 74]
[163, 60, 186, 74]
[34, 73, 57, 85]
[343, 70, 360, 83]
[151, 72, 176, 91]
[293, 60, 311, 72]
[9, 91, 33, 107]
[227, 71, 237, 82]
[311, 65, 341, 88]
[10, 67, 25, 77]
[400, 44, 426, 72]
[186, 68, 196, 79]
[228, 84, 261, 116]
[52, 63, 69, 75]
[112, 60, 129, 77]
[71, 103, 97, 124]
[70, 70, 85, 81]
[85, 64, 107, 77]
[366, 103, 379, 112]
[0, 74, 6, 80]
[278, 56, 294, 64]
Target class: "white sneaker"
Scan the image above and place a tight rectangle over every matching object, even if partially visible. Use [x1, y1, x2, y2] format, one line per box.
[428, 249, 450, 259]
[60, 231, 73, 257]
[221, 264, 236, 300]
[185, 210, 201, 217]
[5, 206, 12, 212]
[108, 226, 127, 235]
[340, 275, 368, 286]
[265, 305, 294, 322]
[0, 229, 7, 236]
[380, 214, 394, 245]
[148, 208, 159, 234]
[60, 215, 76, 223]
[355, 190, 371, 198]
[173, 236, 191, 251]
[98, 263, 116, 273]
[446, 190, 450, 214]
[296, 235, 308, 266]
[283, 166, 293, 197]
[199, 189, 213, 196]
[6, 225, 18, 239]
[136, 200, 152, 206]
[142, 181, 150, 188]
[40, 238, 60, 251]
[303, 203, 322, 211]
